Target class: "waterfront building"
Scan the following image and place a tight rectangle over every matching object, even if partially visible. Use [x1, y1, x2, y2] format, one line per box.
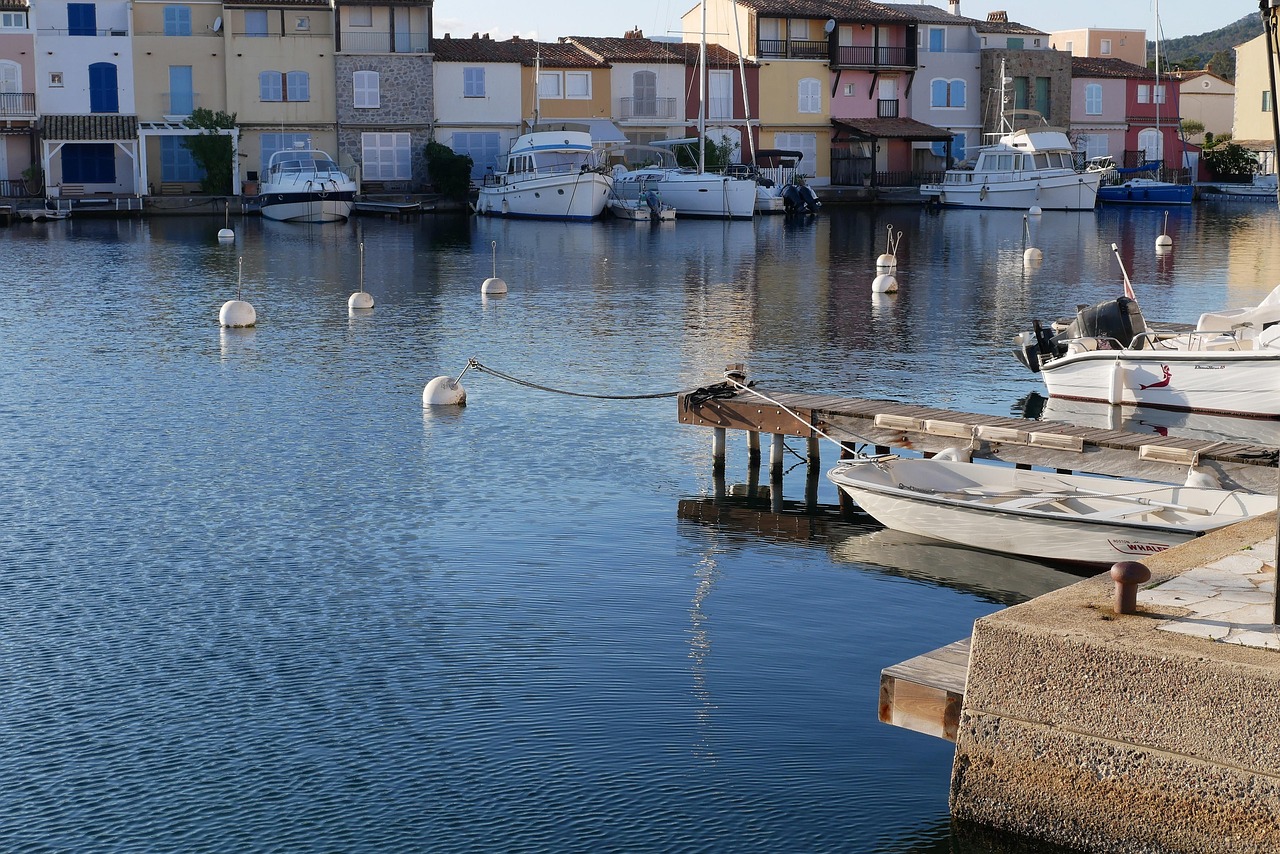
[431, 35, 524, 181]
[1231, 31, 1277, 175]
[1069, 56, 1192, 176]
[973, 12, 1064, 136]
[1168, 69, 1234, 146]
[334, 0, 434, 192]
[131, 0, 235, 196]
[1048, 25, 1146, 67]
[221, 0, 342, 185]
[0, 0, 37, 196]
[35, 0, 142, 196]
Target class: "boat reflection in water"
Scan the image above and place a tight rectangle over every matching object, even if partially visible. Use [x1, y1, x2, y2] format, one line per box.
[676, 493, 1089, 607]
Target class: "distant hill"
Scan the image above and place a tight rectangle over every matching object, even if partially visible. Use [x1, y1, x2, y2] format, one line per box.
[1149, 13, 1265, 81]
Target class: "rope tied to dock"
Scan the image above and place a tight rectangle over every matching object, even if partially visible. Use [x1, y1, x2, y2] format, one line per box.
[462, 358, 682, 400]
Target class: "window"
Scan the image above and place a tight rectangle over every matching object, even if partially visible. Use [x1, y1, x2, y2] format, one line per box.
[257, 71, 309, 103]
[928, 27, 944, 52]
[1153, 84, 1166, 105]
[1013, 76, 1028, 110]
[1065, 40, 1073, 52]
[1033, 38, 1040, 47]
[1084, 83, 1102, 115]
[453, 131, 502, 179]
[1265, 91, 1274, 112]
[774, 132, 816, 174]
[538, 72, 561, 98]
[1078, 133, 1108, 160]
[0, 61, 17, 94]
[362, 132, 411, 180]
[259, 70, 282, 101]
[930, 78, 965, 108]
[1137, 84, 1149, 104]
[354, 70, 379, 108]
[1100, 38, 1112, 55]
[286, 71, 309, 101]
[163, 6, 191, 36]
[161, 136, 203, 181]
[463, 67, 485, 98]
[0, 11, 27, 28]
[631, 70, 656, 116]
[798, 77, 821, 114]
[759, 18, 782, 41]
[1007, 37, 1023, 50]
[88, 62, 118, 112]
[565, 71, 590, 99]
[709, 70, 732, 119]
[50, 72, 64, 87]
[68, 3, 96, 36]
[294, 16, 310, 31]
[168, 65, 193, 114]
[788, 18, 809, 39]
[1034, 76, 1050, 117]
[245, 9, 267, 37]
[1138, 127, 1162, 162]
[260, 132, 311, 174]
[348, 7, 372, 27]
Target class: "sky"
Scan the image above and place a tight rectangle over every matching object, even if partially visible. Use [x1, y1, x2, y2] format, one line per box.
[435, 1, 1258, 44]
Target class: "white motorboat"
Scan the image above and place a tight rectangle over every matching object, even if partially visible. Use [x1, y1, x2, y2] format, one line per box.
[827, 456, 1275, 567]
[258, 146, 355, 223]
[475, 130, 613, 221]
[608, 180, 675, 222]
[1014, 285, 1280, 418]
[611, 140, 756, 220]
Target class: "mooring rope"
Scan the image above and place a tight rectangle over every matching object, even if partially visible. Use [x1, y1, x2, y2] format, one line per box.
[722, 376, 877, 453]
[463, 358, 682, 400]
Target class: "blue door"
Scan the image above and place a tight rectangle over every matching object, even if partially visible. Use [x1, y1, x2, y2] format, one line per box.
[88, 62, 118, 113]
[67, 3, 96, 36]
[62, 143, 115, 183]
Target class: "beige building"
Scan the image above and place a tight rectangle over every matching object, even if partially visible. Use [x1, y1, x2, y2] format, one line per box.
[1169, 69, 1234, 144]
[1049, 27, 1146, 67]
[1232, 31, 1277, 173]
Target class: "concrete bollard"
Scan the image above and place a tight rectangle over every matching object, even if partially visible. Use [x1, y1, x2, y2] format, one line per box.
[1110, 561, 1152, 615]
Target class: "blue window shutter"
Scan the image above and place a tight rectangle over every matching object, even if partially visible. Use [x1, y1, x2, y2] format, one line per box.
[68, 3, 96, 35]
[88, 62, 118, 113]
[931, 79, 947, 107]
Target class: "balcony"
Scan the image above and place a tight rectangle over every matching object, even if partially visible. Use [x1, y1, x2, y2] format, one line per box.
[834, 44, 915, 69]
[39, 27, 129, 36]
[757, 37, 828, 60]
[877, 99, 899, 119]
[620, 97, 679, 121]
[341, 29, 429, 53]
[0, 93, 37, 119]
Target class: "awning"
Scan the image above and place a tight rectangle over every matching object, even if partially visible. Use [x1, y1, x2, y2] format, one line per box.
[42, 114, 139, 142]
[831, 117, 953, 143]
[532, 119, 628, 144]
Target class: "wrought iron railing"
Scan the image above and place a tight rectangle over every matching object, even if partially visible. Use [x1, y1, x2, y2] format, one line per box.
[619, 97, 679, 120]
[834, 45, 914, 68]
[878, 99, 899, 118]
[0, 93, 36, 118]
[340, 30, 430, 52]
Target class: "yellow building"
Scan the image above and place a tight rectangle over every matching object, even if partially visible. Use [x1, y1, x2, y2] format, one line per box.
[1232, 32, 1277, 173]
[1170, 69, 1234, 145]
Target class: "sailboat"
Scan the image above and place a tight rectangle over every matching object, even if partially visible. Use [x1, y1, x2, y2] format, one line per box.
[1096, 0, 1193, 205]
[610, 0, 756, 219]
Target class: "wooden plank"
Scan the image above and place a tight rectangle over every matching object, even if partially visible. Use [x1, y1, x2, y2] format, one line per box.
[880, 638, 971, 741]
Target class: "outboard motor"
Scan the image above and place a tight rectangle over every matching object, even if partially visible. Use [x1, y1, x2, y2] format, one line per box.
[644, 189, 661, 217]
[781, 177, 821, 214]
[1064, 296, 1147, 345]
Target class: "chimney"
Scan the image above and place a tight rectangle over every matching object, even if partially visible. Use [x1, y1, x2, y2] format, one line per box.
[471, 32, 479, 38]
[949, 0, 959, 16]
[625, 27, 643, 39]
[987, 11, 1008, 22]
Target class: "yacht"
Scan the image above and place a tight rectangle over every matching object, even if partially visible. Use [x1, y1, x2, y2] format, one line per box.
[258, 145, 356, 223]
[475, 130, 613, 221]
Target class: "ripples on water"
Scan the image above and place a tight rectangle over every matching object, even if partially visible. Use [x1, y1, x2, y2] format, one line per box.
[1, 204, 1276, 851]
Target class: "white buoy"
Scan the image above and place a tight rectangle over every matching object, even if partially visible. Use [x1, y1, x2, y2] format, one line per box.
[1028, 205, 1043, 217]
[217, 200, 234, 241]
[876, 224, 901, 269]
[423, 376, 466, 406]
[933, 446, 973, 463]
[1185, 465, 1219, 489]
[219, 257, 256, 327]
[871, 272, 898, 293]
[348, 241, 375, 309]
[481, 240, 507, 295]
[1022, 215, 1043, 264]
[1156, 210, 1173, 248]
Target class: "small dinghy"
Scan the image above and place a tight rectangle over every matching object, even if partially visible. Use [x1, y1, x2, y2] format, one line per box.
[827, 456, 1276, 567]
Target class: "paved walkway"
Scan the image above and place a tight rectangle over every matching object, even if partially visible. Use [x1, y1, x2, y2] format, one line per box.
[1138, 536, 1280, 649]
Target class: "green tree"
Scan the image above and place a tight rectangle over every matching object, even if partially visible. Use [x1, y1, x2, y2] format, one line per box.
[424, 140, 473, 201]
[182, 108, 237, 194]
[1202, 141, 1258, 180]
[1206, 49, 1234, 83]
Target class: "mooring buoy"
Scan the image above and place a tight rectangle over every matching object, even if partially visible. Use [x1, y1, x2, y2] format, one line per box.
[217, 200, 234, 241]
[348, 241, 375, 310]
[219, 257, 256, 327]
[1156, 210, 1173, 249]
[481, 240, 507, 295]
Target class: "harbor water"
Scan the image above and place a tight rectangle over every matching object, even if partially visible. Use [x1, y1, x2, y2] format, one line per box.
[3, 201, 1278, 852]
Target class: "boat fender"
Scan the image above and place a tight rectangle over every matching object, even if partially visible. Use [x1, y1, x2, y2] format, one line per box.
[933, 446, 972, 463]
[979, 186, 988, 201]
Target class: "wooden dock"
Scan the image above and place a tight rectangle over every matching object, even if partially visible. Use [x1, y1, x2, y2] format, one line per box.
[677, 384, 1280, 494]
[879, 638, 970, 741]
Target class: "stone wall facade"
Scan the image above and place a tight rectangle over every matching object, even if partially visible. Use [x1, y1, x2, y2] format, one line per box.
[979, 49, 1074, 134]
[335, 54, 434, 190]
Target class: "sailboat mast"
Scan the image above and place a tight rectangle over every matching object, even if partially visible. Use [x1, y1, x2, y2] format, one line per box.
[699, 0, 707, 173]
[534, 49, 542, 128]
[730, 0, 756, 165]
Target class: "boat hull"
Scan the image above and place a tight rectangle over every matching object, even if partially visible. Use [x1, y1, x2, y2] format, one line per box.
[259, 192, 355, 223]
[1098, 182, 1193, 205]
[920, 170, 1101, 210]
[827, 458, 1273, 567]
[476, 172, 612, 221]
[1040, 350, 1280, 418]
[613, 170, 756, 219]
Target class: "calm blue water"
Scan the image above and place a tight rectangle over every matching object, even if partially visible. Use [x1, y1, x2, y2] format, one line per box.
[1, 201, 1276, 852]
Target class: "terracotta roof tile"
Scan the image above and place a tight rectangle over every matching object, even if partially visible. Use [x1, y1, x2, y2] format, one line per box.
[224, 0, 331, 7]
[832, 117, 953, 140]
[42, 114, 139, 141]
[432, 36, 606, 67]
[879, 3, 971, 25]
[1071, 56, 1155, 80]
[730, 0, 914, 24]
[0, 0, 29, 10]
